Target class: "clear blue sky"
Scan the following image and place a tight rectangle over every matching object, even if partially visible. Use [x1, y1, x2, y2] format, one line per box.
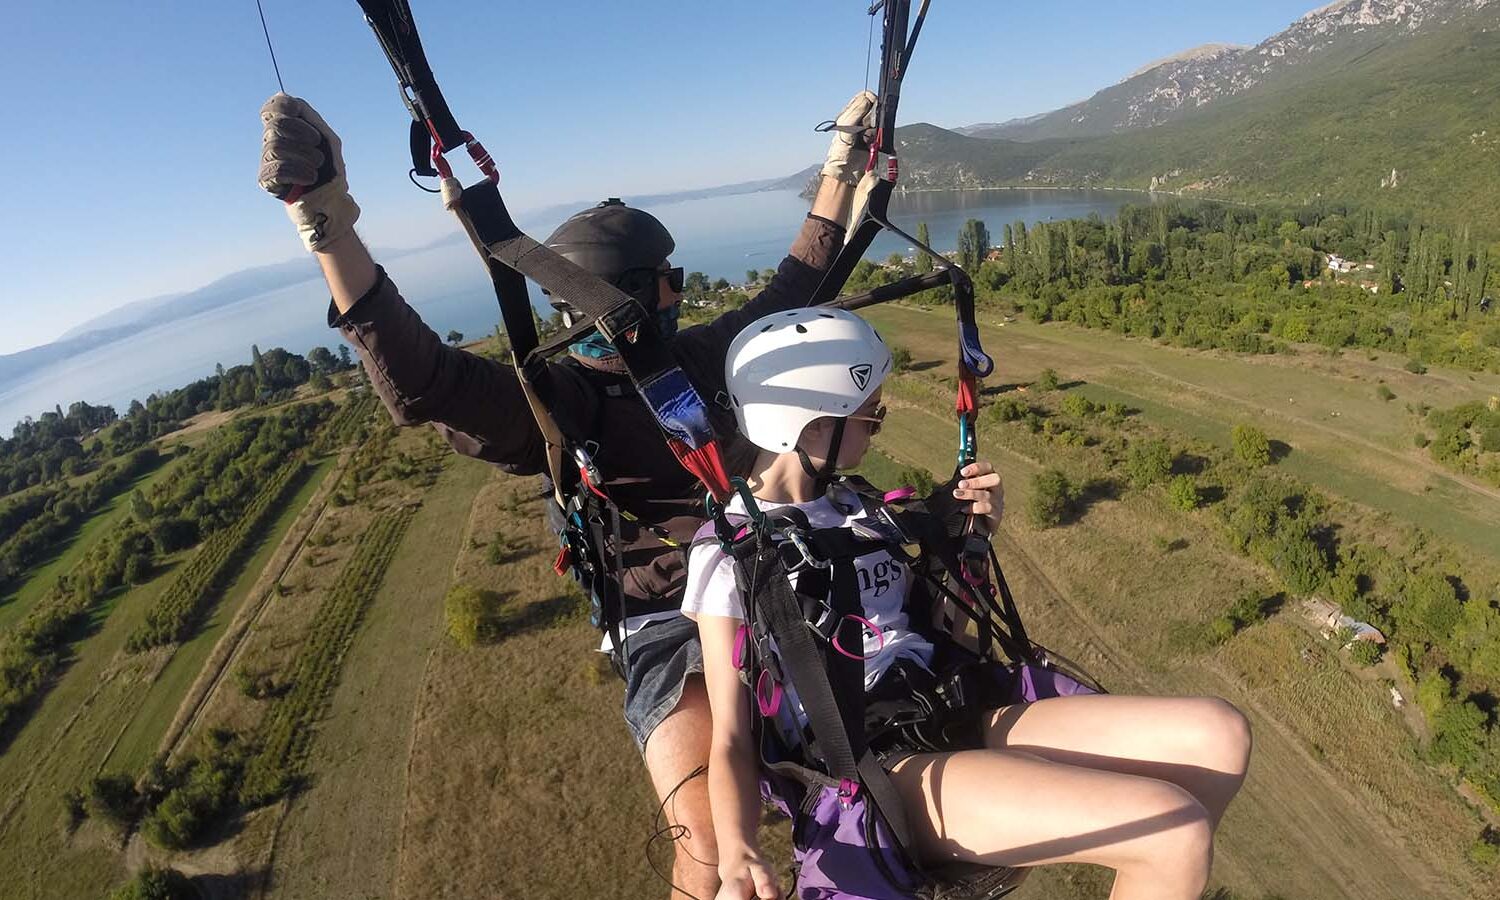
[1, 0, 1318, 354]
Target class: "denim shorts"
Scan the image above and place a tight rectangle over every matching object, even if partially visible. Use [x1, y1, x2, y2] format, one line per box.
[621, 615, 704, 754]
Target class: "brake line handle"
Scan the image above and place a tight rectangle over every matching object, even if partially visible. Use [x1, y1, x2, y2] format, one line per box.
[278, 135, 338, 206]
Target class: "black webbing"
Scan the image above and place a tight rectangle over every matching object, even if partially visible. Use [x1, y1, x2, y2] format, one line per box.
[356, 0, 464, 157]
[752, 546, 916, 853]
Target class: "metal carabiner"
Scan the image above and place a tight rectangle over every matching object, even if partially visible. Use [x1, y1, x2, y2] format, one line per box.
[783, 529, 830, 571]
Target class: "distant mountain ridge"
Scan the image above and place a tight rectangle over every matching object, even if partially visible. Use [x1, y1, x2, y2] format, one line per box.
[892, 0, 1500, 235]
[5, 165, 824, 391]
[965, 0, 1498, 141]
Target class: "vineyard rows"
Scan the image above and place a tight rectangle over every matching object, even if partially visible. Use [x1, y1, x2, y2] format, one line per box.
[126, 459, 307, 652]
[314, 391, 377, 454]
[239, 506, 415, 803]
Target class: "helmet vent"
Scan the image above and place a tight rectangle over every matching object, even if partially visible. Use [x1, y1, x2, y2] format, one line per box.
[795, 324, 808, 334]
[731, 394, 740, 407]
[818, 313, 834, 319]
[760, 324, 775, 333]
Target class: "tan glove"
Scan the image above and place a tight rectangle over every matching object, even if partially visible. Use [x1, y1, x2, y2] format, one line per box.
[820, 90, 878, 186]
[258, 93, 360, 253]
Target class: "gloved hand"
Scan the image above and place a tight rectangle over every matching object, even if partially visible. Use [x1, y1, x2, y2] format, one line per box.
[820, 90, 877, 186]
[258, 93, 360, 253]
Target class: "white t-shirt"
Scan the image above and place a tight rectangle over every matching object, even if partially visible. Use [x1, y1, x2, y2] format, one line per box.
[682, 493, 934, 692]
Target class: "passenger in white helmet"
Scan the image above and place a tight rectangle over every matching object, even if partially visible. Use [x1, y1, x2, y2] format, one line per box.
[684, 309, 1252, 900]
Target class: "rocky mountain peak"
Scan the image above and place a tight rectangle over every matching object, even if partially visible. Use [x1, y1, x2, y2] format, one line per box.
[963, 0, 1498, 142]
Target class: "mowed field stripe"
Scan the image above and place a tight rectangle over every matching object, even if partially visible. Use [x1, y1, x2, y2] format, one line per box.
[267, 454, 493, 900]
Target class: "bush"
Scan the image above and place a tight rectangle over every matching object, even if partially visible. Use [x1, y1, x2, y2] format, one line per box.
[1415, 669, 1452, 719]
[234, 667, 278, 700]
[1167, 475, 1200, 510]
[987, 397, 1028, 423]
[445, 584, 506, 648]
[889, 344, 913, 373]
[140, 739, 246, 850]
[1414, 432, 1430, 449]
[485, 538, 508, 565]
[1271, 524, 1330, 595]
[1376, 384, 1395, 402]
[1027, 470, 1073, 528]
[1036, 368, 1061, 391]
[1125, 439, 1173, 489]
[1208, 615, 1238, 645]
[895, 466, 937, 497]
[1348, 640, 1381, 666]
[110, 866, 196, 900]
[1231, 424, 1273, 467]
[1059, 394, 1097, 418]
[1471, 831, 1500, 867]
[1431, 700, 1486, 770]
[1404, 357, 1427, 374]
[86, 773, 141, 832]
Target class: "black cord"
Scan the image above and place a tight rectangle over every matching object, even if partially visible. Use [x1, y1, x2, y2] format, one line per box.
[254, 0, 286, 93]
[645, 765, 710, 900]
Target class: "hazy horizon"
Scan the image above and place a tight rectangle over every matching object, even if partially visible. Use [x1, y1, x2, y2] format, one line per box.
[2, 0, 1317, 354]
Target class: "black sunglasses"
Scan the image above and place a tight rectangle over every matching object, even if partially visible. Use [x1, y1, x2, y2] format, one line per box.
[661, 266, 685, 293]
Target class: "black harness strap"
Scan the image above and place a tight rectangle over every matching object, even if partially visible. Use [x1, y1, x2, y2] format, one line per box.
[751, 544, 917, 852]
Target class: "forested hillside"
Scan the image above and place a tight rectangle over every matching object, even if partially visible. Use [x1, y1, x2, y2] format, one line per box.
[899, 19, 1500, 234]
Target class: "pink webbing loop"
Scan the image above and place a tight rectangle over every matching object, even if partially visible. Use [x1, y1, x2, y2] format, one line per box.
[831, 615, 885, 661]
[732, 624, 749, 670]
[755, 670, 782, 717]
[882, 486, 917, 503]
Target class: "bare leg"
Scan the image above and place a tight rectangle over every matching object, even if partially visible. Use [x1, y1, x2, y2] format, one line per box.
[643, 676, 719, 900]
[889, 749, 1213, 900]
[985, 694, 1252, 827]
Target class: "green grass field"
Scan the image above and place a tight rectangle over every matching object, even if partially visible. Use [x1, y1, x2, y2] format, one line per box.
[0, 460, 175, 633]
[0, 456, 332, 895]
[1, 317, 1493, 898]
[268, 454, 492, 900]
[865, 305, 1500, 563]
[101, 458, 335, 773]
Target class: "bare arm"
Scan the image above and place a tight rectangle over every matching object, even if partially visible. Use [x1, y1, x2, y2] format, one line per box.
[315, 232, 379, 315]
[699, 613, 780, 899]
[809, 174, 857, 230]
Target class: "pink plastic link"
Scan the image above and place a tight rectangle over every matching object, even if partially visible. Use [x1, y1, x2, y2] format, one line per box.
[831, 615, 886, 661]
[732, 624, 748, 670]
[756, 670, 783, 717]
[883, 486, 917, 503]
[837, 778, 861, 809]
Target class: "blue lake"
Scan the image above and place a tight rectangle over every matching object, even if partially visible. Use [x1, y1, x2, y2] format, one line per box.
[0, 188, 1150, 432]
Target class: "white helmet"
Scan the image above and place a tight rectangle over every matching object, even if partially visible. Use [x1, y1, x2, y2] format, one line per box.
[725, 307, 893, 453]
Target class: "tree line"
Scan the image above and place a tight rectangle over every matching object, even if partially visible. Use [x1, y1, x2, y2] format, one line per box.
[1, 344, 354, 499]
[846, 200, 1499, 374]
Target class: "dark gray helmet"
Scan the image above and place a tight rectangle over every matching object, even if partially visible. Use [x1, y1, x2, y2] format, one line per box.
[544, 199, 675, 287]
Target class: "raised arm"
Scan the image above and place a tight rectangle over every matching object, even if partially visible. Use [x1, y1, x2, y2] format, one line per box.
[258, 93, 561, 473]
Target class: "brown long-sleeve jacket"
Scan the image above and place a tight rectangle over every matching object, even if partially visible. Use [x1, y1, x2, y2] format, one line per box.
[330, 214, 844, 618]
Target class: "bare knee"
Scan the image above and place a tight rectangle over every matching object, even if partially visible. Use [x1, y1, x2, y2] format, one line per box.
[1127, 781, 1213, 880]
[1191, 697, 1252, 775]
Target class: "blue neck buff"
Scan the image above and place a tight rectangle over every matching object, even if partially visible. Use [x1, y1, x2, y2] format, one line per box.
[568, 304, 681, 360]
